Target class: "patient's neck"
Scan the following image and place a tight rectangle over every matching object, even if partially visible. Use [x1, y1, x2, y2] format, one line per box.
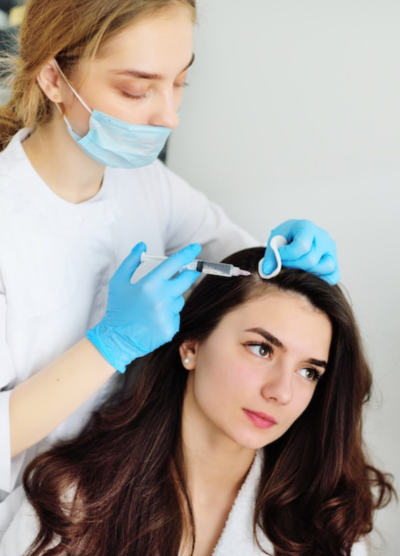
[181, 378, 256, 501]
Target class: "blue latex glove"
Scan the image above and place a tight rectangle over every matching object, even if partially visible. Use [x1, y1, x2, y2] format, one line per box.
[86, 242, 201, 372]
[262, 219, 340, 285]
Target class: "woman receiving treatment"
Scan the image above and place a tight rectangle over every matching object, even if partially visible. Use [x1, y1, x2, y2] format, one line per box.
[0, 0, 340, 533]
[0, 248, 394, 556]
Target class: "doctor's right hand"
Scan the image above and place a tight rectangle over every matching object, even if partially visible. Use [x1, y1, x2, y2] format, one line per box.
[86, 242, 201, 373]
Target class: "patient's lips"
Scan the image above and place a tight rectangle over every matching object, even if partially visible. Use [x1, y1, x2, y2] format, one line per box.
[242, 409, 277, 429]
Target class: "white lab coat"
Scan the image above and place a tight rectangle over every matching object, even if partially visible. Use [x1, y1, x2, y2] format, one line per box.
[0, 130, 257, 534]
[0, 452, 369, 556]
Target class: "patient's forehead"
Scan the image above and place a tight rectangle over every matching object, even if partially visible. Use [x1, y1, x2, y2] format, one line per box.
[208, 290, 330, 352]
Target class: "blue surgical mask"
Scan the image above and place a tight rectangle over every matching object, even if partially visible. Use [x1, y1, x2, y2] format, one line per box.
[55, 60, 172, 169]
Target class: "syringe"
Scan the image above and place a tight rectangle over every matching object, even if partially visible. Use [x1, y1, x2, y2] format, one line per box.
[141, 254, 251, 278]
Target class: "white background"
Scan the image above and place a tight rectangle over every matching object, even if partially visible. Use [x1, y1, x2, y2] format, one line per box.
[167, 1, 400, 554]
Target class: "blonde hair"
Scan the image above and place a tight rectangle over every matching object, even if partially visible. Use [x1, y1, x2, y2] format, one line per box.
[0, 0, 196, 150]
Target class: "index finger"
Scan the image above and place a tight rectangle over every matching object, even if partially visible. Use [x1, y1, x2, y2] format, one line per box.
[149, 244, 202, 281]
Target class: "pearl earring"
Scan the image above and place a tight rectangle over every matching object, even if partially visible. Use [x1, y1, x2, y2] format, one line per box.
[183, 358, 190, 365]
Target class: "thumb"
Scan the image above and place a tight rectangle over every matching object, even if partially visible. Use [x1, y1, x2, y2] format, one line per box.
[261, 246, 279, 275]
[261, 235, 287, 275]
[112, 242, 147, 284]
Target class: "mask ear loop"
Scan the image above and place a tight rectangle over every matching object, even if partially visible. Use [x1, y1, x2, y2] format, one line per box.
[53, 59, 93, 115]
[258, 235, 288, 279]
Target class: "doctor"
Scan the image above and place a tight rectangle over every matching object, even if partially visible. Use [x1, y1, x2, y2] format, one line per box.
[0, 0, 339, 534]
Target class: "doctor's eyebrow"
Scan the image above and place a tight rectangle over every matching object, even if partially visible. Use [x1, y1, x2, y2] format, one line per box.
[109, 53, 195, 80]
[245, 327, 327, 369]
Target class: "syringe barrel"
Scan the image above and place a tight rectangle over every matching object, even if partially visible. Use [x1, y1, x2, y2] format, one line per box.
[184, 260, 233, 277]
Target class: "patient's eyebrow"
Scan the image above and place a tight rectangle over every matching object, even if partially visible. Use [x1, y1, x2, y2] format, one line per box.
[306, 358, 327, 369]
[109, 53, 195, 80]
[245, 327, 327, 369]
[245, 328, 284, 349]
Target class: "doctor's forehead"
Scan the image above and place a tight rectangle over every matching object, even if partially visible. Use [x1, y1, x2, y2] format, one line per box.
[95, 8, 194, 70]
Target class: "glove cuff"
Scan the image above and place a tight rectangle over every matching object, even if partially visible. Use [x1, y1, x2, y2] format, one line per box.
[86, 321, 142, 373]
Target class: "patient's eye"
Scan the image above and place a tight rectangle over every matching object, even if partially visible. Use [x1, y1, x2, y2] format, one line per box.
[246, 342, 273, 359]
[298, 367, 322, 382]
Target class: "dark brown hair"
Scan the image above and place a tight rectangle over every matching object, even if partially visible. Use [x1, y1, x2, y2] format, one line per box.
[23, 247, 395, 556]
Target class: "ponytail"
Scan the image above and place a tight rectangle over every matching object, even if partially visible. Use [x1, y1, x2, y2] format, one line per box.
[0, 102, 22, 150]
[0, 54, 52, 151]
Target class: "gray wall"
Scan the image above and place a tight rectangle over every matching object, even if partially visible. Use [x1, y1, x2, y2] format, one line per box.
[167, 1, 400, 554]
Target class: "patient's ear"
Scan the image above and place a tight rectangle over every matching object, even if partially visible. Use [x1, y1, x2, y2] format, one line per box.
[179, 340, 199, 371]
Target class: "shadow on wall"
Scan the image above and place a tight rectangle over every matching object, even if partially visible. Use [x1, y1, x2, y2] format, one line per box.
[0, 0, 25, 25]
[0, 23, 18, 103]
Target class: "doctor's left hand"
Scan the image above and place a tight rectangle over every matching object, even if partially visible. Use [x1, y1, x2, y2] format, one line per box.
[262, 219, 340, 285]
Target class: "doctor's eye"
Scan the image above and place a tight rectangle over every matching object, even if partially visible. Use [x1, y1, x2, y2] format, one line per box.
[174, 81, 189, 89]
[120, 89, 152, 100]
[245, 342, 273, 359]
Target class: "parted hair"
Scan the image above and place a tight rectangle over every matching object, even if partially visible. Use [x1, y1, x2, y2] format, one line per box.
[23, 247, 395, 556]
[0, 0, 196, 150]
